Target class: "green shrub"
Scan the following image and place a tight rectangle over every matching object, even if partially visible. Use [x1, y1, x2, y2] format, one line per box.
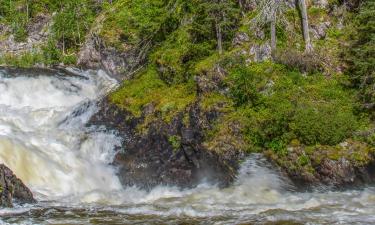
[346, 1, 375, 116]
[227, 62, 365, 148]
[291, 104, 357, 145]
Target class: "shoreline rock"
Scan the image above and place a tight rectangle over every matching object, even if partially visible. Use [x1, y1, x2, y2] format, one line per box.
[88, 97, 244, 190]
[266, 140, 375, 190]
[0, 164, 35, 208]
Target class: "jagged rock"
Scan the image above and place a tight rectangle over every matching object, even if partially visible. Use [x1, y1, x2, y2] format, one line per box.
[233, 32, 250, 46]
[0, 14, 51, 58]
[195, 65, 227, 93]
[311, 22, 331, 39]
[250, 43, 272, 62]
[88, 98, 243, 190]
[312, 0, 329, 8]
[78, 33, 147, 80]
[0, 164, 35, 208]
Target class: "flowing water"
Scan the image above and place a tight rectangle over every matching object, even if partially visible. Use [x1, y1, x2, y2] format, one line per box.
[0, 69, 374, 225]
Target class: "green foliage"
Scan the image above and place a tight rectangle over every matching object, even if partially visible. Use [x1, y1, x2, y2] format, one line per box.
[51, 0, 96, 52]
[168, 135, 182, 151]
[0, 0, 29, 42]
[346, 1, 375, 115]
[0, 51, 43, 67]
[227, 62, 363, 148]
[110, 66, 196, 121]
[152, 28, 192, 84]
[101, 0, 180, 49]
[190, 0, 240, 52]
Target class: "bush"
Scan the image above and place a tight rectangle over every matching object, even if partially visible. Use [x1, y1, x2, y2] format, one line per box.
[291, 104, 357, 145]
[227, 62, 364, 148]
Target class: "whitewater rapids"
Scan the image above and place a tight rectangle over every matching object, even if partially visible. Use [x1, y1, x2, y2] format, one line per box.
[0, 69, 374, 225]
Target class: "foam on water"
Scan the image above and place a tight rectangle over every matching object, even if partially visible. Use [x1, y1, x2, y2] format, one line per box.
[0, 69, 122, 201]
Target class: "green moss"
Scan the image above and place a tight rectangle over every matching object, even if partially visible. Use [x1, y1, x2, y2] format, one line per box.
[110, 66, 196, 122]
[199, 92, 234, 113]
[168, 135, 182, 152]
[308, 7, 329, 23]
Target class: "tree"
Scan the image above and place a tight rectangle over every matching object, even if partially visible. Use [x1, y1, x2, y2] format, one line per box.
[347, 1, 375, 114]
[195, 0, 240, 54]
[254, 0, 287, 54]
[298, 0, 313, 53]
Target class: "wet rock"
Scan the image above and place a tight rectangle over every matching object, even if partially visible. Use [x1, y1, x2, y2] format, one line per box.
[0, 164, 35, 208]
[88, 98, 243, 190]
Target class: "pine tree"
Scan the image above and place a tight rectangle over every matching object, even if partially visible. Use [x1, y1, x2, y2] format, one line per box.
[193, 0, 240, 54]
[347, 1, 375, 113]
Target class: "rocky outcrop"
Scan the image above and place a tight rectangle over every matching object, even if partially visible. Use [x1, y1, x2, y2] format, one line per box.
[88, 98, 243, 190]
[266, 140, 375, 190]
[77, 33, 147, 80]
[77, 13, 149, 80]
[0, 164, 35, 208]
[0, 14, 51, 57]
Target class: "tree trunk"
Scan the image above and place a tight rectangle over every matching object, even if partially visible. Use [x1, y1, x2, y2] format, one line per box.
[216, 19, 223, 55]
[299, 0, 313, 53]
[26, 0, 29, 22]
[270, 16, 277, 54]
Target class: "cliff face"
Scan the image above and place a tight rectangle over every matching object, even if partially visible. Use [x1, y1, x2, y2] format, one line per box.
[0, 164, 35, 208]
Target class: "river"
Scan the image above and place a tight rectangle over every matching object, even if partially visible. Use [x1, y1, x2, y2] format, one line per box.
[0, 69, 374, 225]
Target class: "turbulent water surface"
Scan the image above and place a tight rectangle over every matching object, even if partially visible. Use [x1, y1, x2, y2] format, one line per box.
[0, 69, 374, 225]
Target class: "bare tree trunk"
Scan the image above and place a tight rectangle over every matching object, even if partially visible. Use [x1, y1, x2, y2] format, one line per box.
[26, 0, 29, 22]
[216, 19, 223, 55]
[270, 17, 277, 54]
[299, 0, 313, 53]
[62, 33, 65, 55]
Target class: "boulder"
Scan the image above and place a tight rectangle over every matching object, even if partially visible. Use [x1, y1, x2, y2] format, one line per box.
[77, 33, 148, 81]
[88, 98, 243, 190]
[0, 164, 35, 208]
[266, 140, 375, 190]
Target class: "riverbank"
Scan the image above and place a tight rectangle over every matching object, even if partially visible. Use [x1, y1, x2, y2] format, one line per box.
[0, 0, 374, 192]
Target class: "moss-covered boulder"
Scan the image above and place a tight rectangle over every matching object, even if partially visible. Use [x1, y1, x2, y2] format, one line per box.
[266, 140, 375, 189]
[89, 95, 244, 190]
[0, 164, 35, 208]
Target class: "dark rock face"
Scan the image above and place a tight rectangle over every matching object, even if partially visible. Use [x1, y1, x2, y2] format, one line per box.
[77, 34, 148, 80]
[89, 98, 243, 190]
[0, 164, 35, 208]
